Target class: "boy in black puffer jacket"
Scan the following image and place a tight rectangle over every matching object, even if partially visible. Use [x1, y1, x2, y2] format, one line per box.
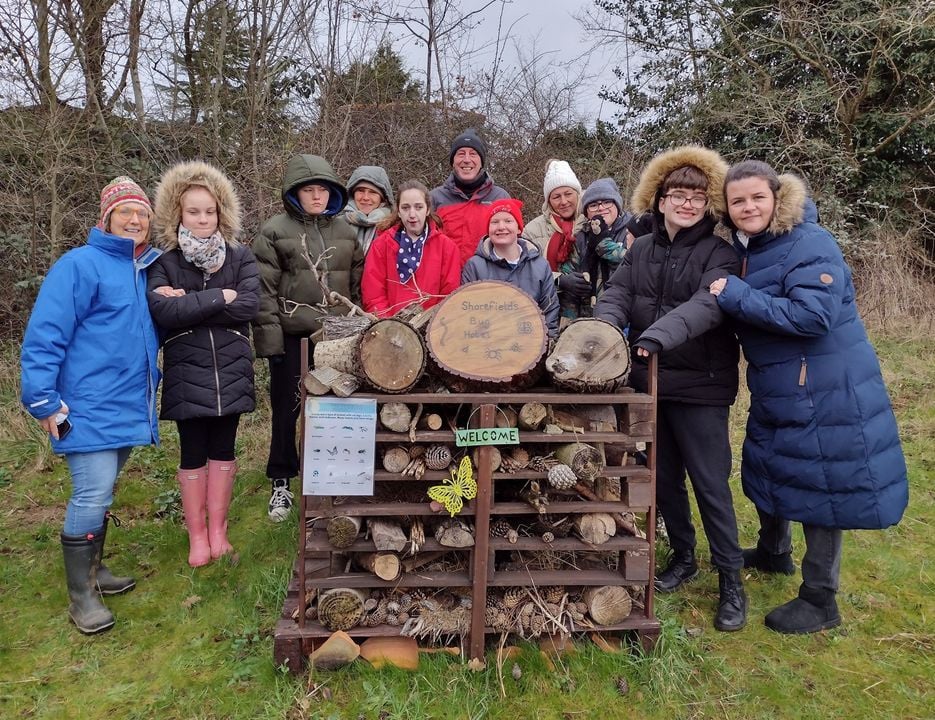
[594, 146, 746, 632]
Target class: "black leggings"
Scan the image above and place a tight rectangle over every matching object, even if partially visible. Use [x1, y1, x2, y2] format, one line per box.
[177, 415, 241, 469]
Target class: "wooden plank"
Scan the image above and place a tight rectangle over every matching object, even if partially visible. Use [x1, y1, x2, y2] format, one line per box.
[492, 500, 649, 514]
[488, 535, 648, 552]
[370, 466, 652, 482]
[624, 551, 651, 582]
[356, 391, 654, 405]
[314, 502, 476, 517]
[489, 569, 631, 586]
[303, 532, 452, 553]
[470, 404, 495, 663]
[302, 571, 472, 589]
[624, 478, 653, 508]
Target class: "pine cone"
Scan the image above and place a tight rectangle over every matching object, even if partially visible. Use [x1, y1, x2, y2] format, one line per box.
[490, 518, 512, 538]
[503, 587, 525, 609]
[366, 603, 387, 626]
[398, 593, 413, 610]
[527, 454, 558, 472]
[385, 613, 400, 626]
[493, 611, 512, 632]
[529, 614, 546, 636]
[548, 463, 577, 490]
[425, 445, 453, 470]
[542, 585, 565, 604]
[386, 600, 401, 614]
[541, 531, 555, 543]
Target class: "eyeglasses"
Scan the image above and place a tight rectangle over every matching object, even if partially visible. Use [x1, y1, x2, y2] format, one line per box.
[113, 206, 151, 221]
[586, 200, 615, 211]
[664, 192, 708, 209]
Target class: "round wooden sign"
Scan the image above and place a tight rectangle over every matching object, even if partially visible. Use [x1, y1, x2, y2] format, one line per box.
[426, 281, 548, 387]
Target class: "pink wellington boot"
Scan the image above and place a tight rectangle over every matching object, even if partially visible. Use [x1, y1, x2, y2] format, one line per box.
[206, 459, 236, 559]
[178, 466, 211, 567]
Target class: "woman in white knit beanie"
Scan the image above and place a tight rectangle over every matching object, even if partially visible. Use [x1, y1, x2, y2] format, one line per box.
[524, 159, 585, 271]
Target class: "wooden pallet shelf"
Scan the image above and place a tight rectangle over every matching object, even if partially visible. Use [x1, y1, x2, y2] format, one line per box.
[273, 344, 661, 671]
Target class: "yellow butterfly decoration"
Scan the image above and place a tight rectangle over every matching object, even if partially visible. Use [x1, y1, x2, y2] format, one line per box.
[427, 456, 477, 516]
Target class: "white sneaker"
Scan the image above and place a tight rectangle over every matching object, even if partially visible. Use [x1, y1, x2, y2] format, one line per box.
[268, 479, 294, 522]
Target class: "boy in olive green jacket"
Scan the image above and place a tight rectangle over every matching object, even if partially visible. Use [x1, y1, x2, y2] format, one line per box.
[252, 154, 363, 522]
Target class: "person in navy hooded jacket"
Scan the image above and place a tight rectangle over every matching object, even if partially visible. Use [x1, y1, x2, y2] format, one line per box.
[710, 159, 908, 634]
[21, 176, 162, 635]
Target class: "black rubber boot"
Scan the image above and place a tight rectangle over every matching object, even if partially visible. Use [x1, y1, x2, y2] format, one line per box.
[96, 514, 136, 596]
[764, 584, 841, 634]
[61, 528, 115, 634]
[654, 550, 699, 593]
[714, 569, 747, 632]
[742, 546, 795, 575]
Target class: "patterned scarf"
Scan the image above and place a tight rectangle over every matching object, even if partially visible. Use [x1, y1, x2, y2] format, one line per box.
[545, 214, 577, 271]
[396, 225, 428, 284]
[178, 225, 227, 275]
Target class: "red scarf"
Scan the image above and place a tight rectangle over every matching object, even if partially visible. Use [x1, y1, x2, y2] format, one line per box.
[545, 215, 576, 271]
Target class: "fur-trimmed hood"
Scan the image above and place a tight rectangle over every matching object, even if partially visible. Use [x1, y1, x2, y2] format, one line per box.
[154, 161, 242, 250]
[767, 173, 808, 235]
[630, 145, 728, 219]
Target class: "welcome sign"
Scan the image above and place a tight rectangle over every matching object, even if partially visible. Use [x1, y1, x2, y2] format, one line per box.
[454, 427, 520, 447]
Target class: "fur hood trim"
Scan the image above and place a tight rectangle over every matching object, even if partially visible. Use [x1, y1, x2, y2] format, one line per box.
[768, 174, 807, 235]
[630, 145, 728, 218]
[154, 161, 242, 250]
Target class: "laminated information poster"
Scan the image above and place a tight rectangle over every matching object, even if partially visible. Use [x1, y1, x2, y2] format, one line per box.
[302, 397, 377, 496]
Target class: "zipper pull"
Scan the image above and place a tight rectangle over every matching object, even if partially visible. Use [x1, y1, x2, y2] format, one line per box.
[798, 357, 807, 386]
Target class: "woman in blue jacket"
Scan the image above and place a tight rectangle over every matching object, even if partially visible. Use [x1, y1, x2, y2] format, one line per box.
[710, 160, 908, 634]
[21, 177, 162, 634]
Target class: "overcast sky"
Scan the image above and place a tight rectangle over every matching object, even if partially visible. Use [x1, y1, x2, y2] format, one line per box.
[385, 0, 622, 124]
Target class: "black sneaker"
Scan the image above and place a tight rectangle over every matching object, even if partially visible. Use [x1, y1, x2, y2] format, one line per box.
[268, 479, 294, 522]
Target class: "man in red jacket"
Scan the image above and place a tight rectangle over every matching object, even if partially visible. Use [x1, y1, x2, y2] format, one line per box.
[430, 128, 509, 267]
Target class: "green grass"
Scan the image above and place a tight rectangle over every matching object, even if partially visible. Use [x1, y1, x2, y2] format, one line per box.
[0, 336, 932, 719]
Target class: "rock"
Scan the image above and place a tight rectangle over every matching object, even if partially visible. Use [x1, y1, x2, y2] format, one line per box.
[310, 631, 360, 670]
[359, 636, 420, 670]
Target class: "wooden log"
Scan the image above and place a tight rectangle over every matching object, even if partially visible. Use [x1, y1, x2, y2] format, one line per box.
[317, 588, 368, 631]
[573, 513, 617, 545]
[357, 318, 426, 393]
[435, 518, 475, 547]
[326, 515, 362, 548]
[583, 586, 632, 626]
[303, 367, 360, 397]
[303, 367, 338, 395]
[379, 403, 411, 432]
[322, 315, 372, 341]
[517, 402, 547, 430]
[359, 552, 402, 581]
[330, 372, 360, 398]
[368, 518, 408, 552]
[419, 413, 444, 431]
[495, 406, 518, 429]
[312, 334, 361, 376]
[574, 482, 644, 538]
[425, 281, 548, 390]
[472, 446, 501, 473]
[555, 442, 604, 482]
[545, 318, 630, 392]
[382, 446, 410, 473]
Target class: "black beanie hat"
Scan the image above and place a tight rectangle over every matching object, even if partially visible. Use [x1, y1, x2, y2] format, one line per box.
[449, 128, 488, 167]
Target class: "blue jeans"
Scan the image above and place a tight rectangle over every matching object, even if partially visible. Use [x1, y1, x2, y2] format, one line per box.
[64, 448, 132, 535]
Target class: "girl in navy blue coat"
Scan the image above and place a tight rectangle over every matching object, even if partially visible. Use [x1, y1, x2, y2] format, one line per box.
[710, 160, 908, 634]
